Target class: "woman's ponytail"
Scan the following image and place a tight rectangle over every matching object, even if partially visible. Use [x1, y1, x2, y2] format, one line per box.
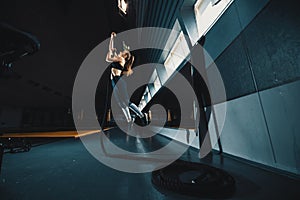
[123, 54, 134, 76]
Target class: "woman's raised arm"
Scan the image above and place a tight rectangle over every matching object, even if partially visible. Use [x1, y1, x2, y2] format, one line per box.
[106, 32, 118, 62]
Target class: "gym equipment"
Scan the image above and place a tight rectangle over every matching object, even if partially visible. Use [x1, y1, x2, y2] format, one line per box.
[152, 159, 235, 198]
[0, 23, 40, 174]
[0, 23, 40, 70]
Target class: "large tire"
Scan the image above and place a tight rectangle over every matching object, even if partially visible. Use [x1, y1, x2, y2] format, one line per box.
[152, 159, 235, 198]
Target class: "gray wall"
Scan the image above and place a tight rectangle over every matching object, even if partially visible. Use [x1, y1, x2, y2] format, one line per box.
[203, 0, 300, 175]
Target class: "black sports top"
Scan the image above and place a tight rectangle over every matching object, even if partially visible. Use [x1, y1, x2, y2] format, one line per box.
[111, 62, 124, 71]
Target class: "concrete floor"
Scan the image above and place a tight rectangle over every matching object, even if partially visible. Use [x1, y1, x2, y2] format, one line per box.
[0, 128, 299, 199]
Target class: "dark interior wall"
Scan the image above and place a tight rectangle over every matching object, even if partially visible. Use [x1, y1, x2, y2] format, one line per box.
[0, 106, 74, 131]
[21, 107, 74, 130]
[213, 0, 300, 100]
[243, 0, 300, 91]
[0, 0, 122, 130]
[0, 106, 22, 129]
[214, 35, 256, 100]
[200, 0, 300, 174]
[0, 0, 112, 108]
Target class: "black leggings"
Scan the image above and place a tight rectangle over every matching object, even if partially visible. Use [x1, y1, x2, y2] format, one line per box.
[111, 75, 144, 118]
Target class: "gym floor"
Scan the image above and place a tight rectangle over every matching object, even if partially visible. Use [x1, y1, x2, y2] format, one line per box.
[1, 128, 299, 200]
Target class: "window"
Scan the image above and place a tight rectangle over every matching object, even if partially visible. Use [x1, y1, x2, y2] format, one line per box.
[153, 76, 161, 92]
[194, 0, 233, 37]
[147, 69, 162, 96]
[164, 31, 190, 78]
[137, 24, 191, 110]
[138, 86, 151, 110]
[138, 98, 147, 110]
